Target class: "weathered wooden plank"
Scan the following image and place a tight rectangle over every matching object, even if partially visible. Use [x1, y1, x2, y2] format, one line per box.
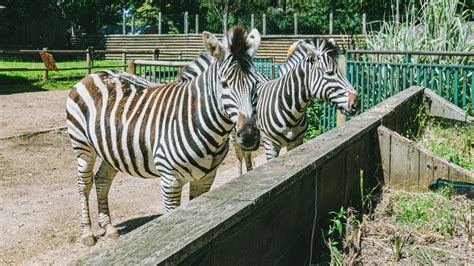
[377, 126, 392, 186]
[418, 150, 434, 191]
[433, 157, 449, 181]
[424, 89, 472, 122]
[407, 145, 420, 191]
[389, 132, 409, 190]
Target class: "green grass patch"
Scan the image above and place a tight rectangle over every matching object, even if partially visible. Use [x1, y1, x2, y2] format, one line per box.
[0, 60, 124, 80]
[390, 187, 466, 237]
[419, 118, 473, 170]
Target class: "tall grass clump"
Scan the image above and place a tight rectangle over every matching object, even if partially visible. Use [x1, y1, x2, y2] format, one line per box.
[362, 0, 473, 64]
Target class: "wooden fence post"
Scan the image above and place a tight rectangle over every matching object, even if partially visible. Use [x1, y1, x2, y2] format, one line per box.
[336, 52, 347, 126]
[158, 12, 162, 35]
[121, 52, 127, 71]
[42, 47, 48, 80]
[153, 49, 160, 60]
[86, 46, 93, 75]
[128, 60, 136, 75]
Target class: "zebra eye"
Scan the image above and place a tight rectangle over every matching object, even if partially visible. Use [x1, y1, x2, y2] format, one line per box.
[326, 70, 335, 76]
[221, 80, 228, 87]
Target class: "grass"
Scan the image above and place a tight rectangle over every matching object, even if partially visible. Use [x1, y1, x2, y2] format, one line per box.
[0, 60, 124, 79]
[419, 118, 473, 170]
[0, 59, 125, 94]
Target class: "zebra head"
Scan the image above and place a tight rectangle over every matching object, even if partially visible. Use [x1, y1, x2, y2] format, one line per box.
[202, 26, 261, 151]
[300, 39, 359, 115]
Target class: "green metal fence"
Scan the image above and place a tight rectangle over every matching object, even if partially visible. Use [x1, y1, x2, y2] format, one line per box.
[346, 50, 473, 114]
[134, 51, 473, 135]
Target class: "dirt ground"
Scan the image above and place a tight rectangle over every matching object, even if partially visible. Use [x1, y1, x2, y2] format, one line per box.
[0, 90, 267, 264]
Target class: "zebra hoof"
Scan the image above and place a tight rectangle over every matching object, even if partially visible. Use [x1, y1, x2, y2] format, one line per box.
[105, 225, 119, 240]
[81, 235, 96, 246]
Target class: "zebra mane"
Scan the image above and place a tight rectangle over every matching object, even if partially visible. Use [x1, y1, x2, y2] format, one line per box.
[226, 26, 252, 72]
[179, 53, 214, 81]
[312, 38, 339, 60]
[278, 40, 309, 77]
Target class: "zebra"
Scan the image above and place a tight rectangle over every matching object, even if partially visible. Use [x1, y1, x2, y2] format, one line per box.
[179, 38, 359, 173]
[66, 26, 262, 246]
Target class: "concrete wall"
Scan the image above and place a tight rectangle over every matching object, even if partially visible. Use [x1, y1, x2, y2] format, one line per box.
[75, 87, 425, 265]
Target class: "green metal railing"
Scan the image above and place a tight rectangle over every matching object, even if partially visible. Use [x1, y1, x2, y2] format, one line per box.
[346, 50, 473, 114]
[133, 51, 473, 135]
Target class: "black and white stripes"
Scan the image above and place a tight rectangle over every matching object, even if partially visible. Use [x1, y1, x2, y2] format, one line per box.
[66, 26, 262, 246]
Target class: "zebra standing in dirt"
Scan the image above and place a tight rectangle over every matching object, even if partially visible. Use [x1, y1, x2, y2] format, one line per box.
[66, 26, 262, 246]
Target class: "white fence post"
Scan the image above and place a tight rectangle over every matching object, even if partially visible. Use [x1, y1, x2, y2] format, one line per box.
[294, 13, 298, 35]
[184, 11, 188, 34]
[122, 12, 126, 35]
[223, 14, 227, 33]
[251, 14, 254, 29]
[195, 14, 199, 33]
[262, 13, 266, 35]
[131, 14, 135, 34]
[329, 12, 333, 34]
[158, 12, 162, 35]
[362, 13, 367, 35]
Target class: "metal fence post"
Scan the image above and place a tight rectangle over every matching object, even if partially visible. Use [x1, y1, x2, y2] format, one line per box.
[123, 12, 126, 35]
[122, 52, 127, 71]
[184, 11, 188, 34]
[294, 13, 298, 35]
[42, 47, 48, 80]
[329, 12, 333, 34]
[362, 13, 367, 35]
[251, 14, 254, 29]
[128, 60, 136, 75]
[262, 13, 266, 35]
[195, 14, 199, 33]
[158, 12, 162, 35]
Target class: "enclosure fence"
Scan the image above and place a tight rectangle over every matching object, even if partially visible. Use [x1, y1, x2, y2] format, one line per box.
[132, 50, 473, 133]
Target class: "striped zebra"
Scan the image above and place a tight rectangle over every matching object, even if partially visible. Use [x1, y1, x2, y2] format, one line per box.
[180, 38, 358, 172]
[66, 26, 262, 246]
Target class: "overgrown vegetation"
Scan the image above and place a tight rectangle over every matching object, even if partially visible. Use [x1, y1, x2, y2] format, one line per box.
[323, 187, 473, 264]
[419, 118, 473, 170]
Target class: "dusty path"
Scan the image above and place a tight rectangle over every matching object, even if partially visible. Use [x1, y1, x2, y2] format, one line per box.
[0, 90, 267, 264]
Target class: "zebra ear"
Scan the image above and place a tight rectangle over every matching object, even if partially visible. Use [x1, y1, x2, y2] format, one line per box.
[246, 29, 261, 57]
[300, 42, 320, 60]
[202, 31, 225, 59]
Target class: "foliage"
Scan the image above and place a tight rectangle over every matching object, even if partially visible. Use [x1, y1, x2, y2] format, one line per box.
[419, 118, 473, 170]
[361, 0, 473, 64]
[304, 99, 325, 140]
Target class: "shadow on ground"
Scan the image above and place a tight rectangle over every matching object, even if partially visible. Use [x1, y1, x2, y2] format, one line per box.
[116, 214, 162, 235]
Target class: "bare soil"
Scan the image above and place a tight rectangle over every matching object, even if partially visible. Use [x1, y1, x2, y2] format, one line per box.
[0, 90, 266, 265]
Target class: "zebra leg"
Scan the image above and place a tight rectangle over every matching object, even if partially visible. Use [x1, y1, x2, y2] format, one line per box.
[94, 161, 119, 240]
[263, 137, 281, 160]
[160, 174, 184, 212]
[243, 152, 254, 172]
[287, 138, 304, 152]
[74, 150, 97, 246]
[231, 130, 244, 175]
[190, 170, 217, 200]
